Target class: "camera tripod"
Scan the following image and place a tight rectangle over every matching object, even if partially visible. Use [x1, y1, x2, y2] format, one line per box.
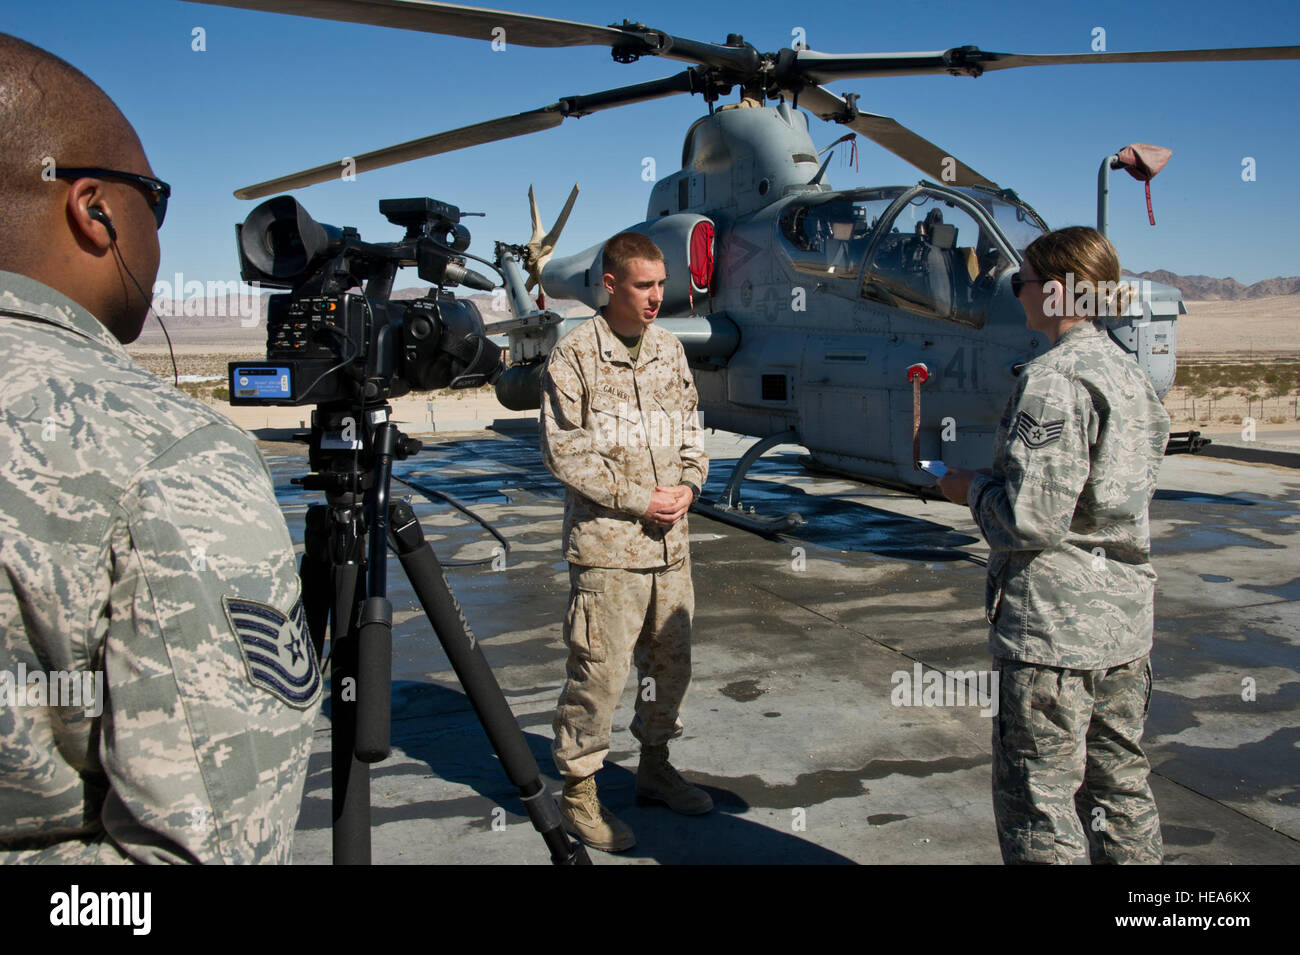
[294, 401, 589, 865]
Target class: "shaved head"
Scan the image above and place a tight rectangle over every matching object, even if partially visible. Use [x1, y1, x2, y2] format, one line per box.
[0, 33, 160, 342]
[0, 34, 141, 269]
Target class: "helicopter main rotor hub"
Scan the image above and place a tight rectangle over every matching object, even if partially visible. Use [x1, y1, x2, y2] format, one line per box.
[942, 45, 986, 78]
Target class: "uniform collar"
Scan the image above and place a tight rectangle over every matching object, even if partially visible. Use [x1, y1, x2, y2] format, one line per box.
[1054, 320, 1102, 347]
[593, 309, 662, 367]
[0, 270, 127, 355]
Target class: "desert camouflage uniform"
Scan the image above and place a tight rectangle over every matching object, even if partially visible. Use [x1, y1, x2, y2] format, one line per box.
[541, 312, 707, 779]
[968, 320, 1170, 863]
[0, 271, 320, 864]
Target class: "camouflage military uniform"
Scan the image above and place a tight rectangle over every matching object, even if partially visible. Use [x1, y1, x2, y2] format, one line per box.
[541, 311, 707, 779]
[0, 271, 320, 864]
[968, 320, 1170, 864]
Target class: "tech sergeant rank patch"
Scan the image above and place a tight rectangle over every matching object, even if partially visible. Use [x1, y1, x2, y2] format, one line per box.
[222, 595, 321, 707]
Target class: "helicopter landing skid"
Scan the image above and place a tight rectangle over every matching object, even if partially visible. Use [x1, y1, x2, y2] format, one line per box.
[693, 428, 804, 535]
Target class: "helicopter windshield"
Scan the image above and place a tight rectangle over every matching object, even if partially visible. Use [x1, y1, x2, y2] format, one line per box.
[956, 188, 1049, 251]
[779, 189, 902, 284]
[860, 188, 1015, 328]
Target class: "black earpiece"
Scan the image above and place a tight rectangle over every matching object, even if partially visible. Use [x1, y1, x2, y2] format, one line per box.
[88, 205, 117, 242]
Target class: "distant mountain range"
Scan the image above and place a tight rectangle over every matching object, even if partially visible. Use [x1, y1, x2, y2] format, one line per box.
[142, 290, 591, 332]
[145, 271, 1299, 330]
[1132, 271, 1300, 301]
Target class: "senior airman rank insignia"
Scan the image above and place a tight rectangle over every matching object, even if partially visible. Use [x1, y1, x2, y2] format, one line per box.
[223, 595, 321, 708]
[1015, 411, 1065, 448]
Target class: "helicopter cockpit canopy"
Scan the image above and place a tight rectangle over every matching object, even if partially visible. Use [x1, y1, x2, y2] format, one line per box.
[779, 184, 1049, 328]
[780, 189, 897, 283]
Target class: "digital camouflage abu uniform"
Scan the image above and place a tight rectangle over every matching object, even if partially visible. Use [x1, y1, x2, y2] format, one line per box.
[0, 271, 321, 864]
[541, 311, 707, 779]
[967, 320, 1170, 864]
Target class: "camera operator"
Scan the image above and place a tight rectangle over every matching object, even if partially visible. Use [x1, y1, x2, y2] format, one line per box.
[0, 34, 320, 864]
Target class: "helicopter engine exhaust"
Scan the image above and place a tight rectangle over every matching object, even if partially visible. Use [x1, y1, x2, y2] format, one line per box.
[541, 213, 716, 315]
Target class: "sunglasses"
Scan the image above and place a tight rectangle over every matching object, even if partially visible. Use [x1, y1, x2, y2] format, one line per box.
[1010, 271, 1048, 298]
[54, 167, 171, 229]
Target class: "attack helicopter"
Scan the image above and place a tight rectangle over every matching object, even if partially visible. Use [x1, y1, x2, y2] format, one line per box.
[190, 0, 1300, 530]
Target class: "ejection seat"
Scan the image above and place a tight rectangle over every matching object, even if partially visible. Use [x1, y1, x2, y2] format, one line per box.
[870, 229, 953, 316]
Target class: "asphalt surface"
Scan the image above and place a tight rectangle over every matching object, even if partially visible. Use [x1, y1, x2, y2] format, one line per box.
[263, 423, 1300, 865]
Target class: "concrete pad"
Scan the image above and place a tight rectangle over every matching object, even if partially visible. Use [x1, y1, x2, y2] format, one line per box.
[258, 428, 1300, 865]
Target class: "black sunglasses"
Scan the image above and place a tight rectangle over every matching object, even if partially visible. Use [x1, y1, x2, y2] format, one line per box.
[54, 167, 171, 229]
[1010, 271, 1048, 298]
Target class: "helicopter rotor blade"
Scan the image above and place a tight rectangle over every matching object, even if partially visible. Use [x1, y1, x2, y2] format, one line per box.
[185, 1, 762, 71]
[233, 71, 702, 198]
[794, 45, 1300, 83]
[978, 46, 1300, 71]
[794, 84, 999, 190]
[186, 0, 626, 47]
[234, 106, 563, 199]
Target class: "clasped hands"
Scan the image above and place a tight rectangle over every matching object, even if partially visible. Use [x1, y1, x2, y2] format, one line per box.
[644, 485, 692, 527]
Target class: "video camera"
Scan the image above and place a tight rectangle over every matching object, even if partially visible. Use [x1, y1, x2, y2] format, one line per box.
[228, 195, 503, 407]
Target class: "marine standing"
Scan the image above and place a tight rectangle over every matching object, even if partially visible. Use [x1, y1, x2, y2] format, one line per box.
[540, 232, 711, 851]
[938, 226, 1170, 864]
[0, 34, 320, 863]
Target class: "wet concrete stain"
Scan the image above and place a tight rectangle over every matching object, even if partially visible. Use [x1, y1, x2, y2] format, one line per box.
[1148, 680, 1300, 745]
[1198, 574, 1234, 583]
[1152, 521, 1289, 556]
[394, 436, 564, 506]
[867, 813, 908, 826]
[1152, 624, 1300, 687]
[695, 450, 983, 558]
[1152, 725, 1300, 811]
[1154, 490, 1259, 506]
[685, 754, 990, 810]
[1161, 824, 1217, 847]
[720, 679, 766, 702]
[1150, 488, 1298, 556]
[1242, 576, 1300, 602]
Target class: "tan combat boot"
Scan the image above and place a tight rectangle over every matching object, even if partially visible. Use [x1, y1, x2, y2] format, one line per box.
[559, 776, 636, 852]
[636, 744, 713, 814]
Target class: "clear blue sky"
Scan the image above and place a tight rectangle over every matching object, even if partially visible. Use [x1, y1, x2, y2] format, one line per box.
[5, 0, 1298, 292]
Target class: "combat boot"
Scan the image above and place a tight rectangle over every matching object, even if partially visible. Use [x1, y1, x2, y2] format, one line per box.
[636, 744, 713, 814]
[559, 775, 636, 852]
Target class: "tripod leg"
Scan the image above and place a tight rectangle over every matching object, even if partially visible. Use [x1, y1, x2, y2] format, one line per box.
[330, 560, 371, 865]
[299, 507, 332, 663]
[389, 501, 591, 865]
[307, 499, 373, 866]
[302, 504, 372, 864]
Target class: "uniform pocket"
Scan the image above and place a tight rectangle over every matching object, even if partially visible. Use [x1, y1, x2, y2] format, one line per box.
[594, 392, 647, 454]
[985, 553, 1009, 625]
[1142, 658, 1153, 718]
[564, 567, 607, 664]
[653, 386, 682, 414]
[995, 661, 1038, 759]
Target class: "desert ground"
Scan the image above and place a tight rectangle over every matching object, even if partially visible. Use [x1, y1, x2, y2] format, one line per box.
[1176, 294, 1300, 361]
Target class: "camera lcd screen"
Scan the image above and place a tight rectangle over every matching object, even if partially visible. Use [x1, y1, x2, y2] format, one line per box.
[231, 364, 294, 402]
